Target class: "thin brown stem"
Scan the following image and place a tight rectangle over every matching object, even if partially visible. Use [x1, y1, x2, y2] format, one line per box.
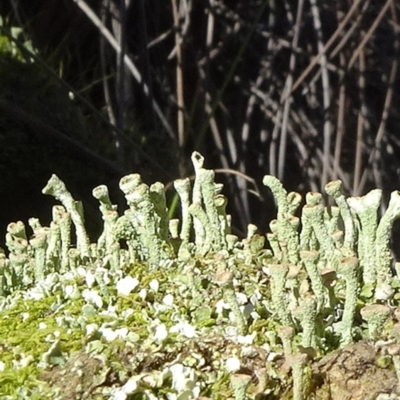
[347, 0, 393, 70]
[171, 0, 185, 150]
[284, 0, 363, 100]
[353, 51, 365, 195]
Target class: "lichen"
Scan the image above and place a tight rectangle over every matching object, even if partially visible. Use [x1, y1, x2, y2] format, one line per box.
[1, 152, 400, 399]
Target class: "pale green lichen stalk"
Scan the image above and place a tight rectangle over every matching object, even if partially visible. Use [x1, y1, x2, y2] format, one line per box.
[324, 179, 356, 252]
[43, 174, 91, 258]
[347, 189, 381, 285]
[289, 353, 308, 400]
[230, 373, 252, 400]
[278, 325, 294, 356]
[302, 204, 335, 259]
[269, 264, 292, 327]
[360, 304, 391, 339]
[375, 191, 400, 290]
[173, 178, 192, 245]
[215, 270, 247, 335]
[294, 294, 317, 348]
[300, 250, 325, 312]
[337, 256, 359, 347]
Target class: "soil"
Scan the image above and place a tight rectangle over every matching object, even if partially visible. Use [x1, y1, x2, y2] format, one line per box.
[312, 340, 399, 400]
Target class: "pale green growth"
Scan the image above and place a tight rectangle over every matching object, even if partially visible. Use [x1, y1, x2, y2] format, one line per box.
[269, 264, 292, 326]
[216, 271, 247, 335]
[43, 174, 91, 258]
[324, 180, 356, 251]
[247, 234, 265, 258]
[150, 181, 169, 241]
[30, 231, 48, 282]
[119, 173, 142, 195]
[287, 192, 302, 215]
[108, 242, 120, 271]
[278, 325, 295, 356]
[191, 151, 205, 202]
[247, 224, 258, 238]
[263, 175, 290, 216]
[299, 206, 314, 251]
[0, 253, 12, 294]
[376, 280, 400, 304]
[28, 217, 43, 235]
[288, 353, 308, 400]
[271, 212, 300, 263]
[302, 205, 334, 259]
[214, 182, 224, 195]
[226, 234, 239, 251]
[331, 230, 344, 248]
[181, 260, 201, 300]
[375, 191, 400, 286]
[337, 256, 359, 347]
[191, 152, 206, 247]
[269, 219, 278, 233]
[294, 294, 317, 348]
[174, 178, 192, 243]
[278, 241, 289, 264]
[169, 219, 180, 239]
[98, 210, 119, 254]
[253, 368, 269, 397]
[67, 248, 80, 271]
[395, 263, 400, 279]
[226, 214, 232, 230]
[93, 184, 119, 255]
[46, 221, 61, 270]
[287, 216, 300, 263]
[6, 221, 28, 254]
[347, 189, 382, 285]
[305, 192, 322, 206]
[230, 373, 252, 400]
[3, 155, 400, 396]
[89, 243, 97, 259]
[242, 224, 265, 262]
[320, 267, 338, 310]
[198, 168, 225, 250]
[213, 252, 229, 275]
[9, 253, 31, 288]
[94, 266, 110, 297]
[300, 250, 325, 312]
[176, 240, 190, 262]
[119, 248, 131, 270]
[189, 203, 213, 254]
[6, 222, 30, 289]
[215, 194, 230, 238]
[0, 253, 7, 296]
[52, 206, 71, 273]
[390, 323, 400, 344]
[131, 184, 162, 266]
[286, 265, 302, 310]
[119, 178, 163, 267]
[360, 304, 391, 339]
[324, 206, 340, 234]
[41, 339, 64, 367]
[92, 184, 116, 213]
[113, 212, 138, 261]
[387, 344, 400, 382]
[267, 232, 281, 259]
[6, 220, 27, 241]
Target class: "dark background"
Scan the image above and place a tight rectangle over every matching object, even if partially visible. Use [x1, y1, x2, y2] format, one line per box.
[0, 0, 399, 251]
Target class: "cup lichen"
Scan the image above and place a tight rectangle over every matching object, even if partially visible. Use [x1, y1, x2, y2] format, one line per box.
[1, 152, 400, 399]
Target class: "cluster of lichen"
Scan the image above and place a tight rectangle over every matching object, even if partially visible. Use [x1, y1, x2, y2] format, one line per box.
[2, 152, 400, 399]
